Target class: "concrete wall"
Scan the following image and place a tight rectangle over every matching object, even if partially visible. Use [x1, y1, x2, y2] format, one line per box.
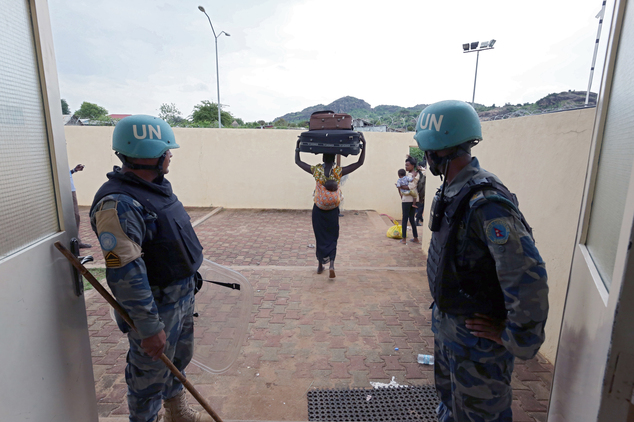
[421, 108, 596, 362]
[66, 127, 415, 218]
[66, 107, 596, 362]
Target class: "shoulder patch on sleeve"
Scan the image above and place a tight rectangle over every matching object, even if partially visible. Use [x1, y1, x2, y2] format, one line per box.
[469, 191, 485, 207]
[99, 232, 117, 251]
[104, 251, 121, 267]
[486, 218, 511, 244]
[94, 207, 142, 268]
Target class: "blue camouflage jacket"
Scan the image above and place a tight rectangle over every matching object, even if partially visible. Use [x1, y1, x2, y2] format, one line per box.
[432, 157, 549, 360]
[90, 194, 191, 338]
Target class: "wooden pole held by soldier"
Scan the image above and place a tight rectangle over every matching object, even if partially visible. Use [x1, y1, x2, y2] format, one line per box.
[54, 241, 224, 422]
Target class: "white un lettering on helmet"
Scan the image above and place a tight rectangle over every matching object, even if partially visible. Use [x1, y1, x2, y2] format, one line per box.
[132, 124, 162, 140]
[418, 113, 444, 132]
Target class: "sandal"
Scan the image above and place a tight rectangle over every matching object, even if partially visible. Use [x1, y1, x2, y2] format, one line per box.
[329, 269, 336, 278]
[410, 238, 420, 244]
[400, 239, 407, 245]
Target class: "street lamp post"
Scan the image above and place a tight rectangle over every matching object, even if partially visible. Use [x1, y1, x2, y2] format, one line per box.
[462, 39, 496, 106]
[198, 6, 230, 128]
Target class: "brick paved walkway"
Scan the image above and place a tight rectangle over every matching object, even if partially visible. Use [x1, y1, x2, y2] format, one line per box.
[80, 208, 553, 422]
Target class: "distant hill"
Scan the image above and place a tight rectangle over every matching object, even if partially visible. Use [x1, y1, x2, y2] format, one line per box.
[272, 90, 597, 131]
[476, 90, 597, 121]
[276, 96, 372, 123]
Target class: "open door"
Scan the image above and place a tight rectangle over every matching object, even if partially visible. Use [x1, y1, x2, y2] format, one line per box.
[549, 0, 634, 420]
[0, 1, 98, 420]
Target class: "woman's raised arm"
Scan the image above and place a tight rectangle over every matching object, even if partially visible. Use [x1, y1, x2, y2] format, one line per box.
[341, 133, 366, 176]
[295, 139, 312, 174]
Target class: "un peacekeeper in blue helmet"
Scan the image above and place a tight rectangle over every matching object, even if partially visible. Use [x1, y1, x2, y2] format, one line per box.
[89, 115, 211, 422]
[414, 101, 549, 422]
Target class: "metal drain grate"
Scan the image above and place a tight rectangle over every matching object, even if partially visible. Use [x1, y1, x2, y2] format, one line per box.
[307, 385, 440, 421]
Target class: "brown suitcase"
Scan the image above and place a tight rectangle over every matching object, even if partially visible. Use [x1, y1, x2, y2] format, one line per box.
[309, 110, 353, 130]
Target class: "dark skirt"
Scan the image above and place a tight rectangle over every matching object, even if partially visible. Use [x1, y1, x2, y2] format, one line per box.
[312, 204, 339, 264]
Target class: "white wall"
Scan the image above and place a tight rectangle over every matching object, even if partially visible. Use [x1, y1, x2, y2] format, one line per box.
[66, 127, 415, 218]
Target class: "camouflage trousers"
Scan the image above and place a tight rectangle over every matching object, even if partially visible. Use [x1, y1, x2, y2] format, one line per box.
[124, 277, 196, 422]
[432, 306, 514, 422]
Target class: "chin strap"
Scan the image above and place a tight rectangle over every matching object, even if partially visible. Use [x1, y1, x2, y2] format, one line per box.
[427, 141, 477, 176]
[116, 152, 167, 178]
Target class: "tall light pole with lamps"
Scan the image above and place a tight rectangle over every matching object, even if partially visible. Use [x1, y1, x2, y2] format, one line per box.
[198, 5, 230, 128]
[462, 39, 496, 106]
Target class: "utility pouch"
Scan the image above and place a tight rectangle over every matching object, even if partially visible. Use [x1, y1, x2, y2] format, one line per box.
[429, 192, 447, 232]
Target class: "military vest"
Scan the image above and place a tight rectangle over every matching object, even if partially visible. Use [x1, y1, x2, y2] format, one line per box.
[91, 169, 203, 289]
[427, 177, 529, 319]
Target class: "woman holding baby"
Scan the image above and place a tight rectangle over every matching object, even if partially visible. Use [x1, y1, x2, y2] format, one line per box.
[397, 156, 420, 245]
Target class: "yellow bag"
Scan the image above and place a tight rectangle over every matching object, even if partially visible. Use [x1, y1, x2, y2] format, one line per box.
[386, 222, 402, 239]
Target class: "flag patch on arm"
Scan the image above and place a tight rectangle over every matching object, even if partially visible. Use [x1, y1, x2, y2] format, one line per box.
[486, 218, 510, 244]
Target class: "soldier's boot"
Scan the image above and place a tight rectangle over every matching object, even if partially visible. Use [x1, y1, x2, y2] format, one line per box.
[163, 390, 213, 422]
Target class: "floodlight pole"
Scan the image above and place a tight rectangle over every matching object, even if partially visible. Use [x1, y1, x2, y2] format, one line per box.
[464, 44, 495, 106]
[472, 50, 480, 106]
[199, 6, 230, 128]
[586, 1, 607, 105]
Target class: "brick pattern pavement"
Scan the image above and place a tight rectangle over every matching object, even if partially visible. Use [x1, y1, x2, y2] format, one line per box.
[85, 208, 553, 421]
[195, 209, 425, 269]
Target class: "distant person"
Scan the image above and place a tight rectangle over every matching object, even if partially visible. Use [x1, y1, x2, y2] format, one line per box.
[414, 100, 548, 421]
[397, 156, 420, 245]
[70, 164, 91, 248]
[295, 135, 366, 278]
[415, 160, 426, 226]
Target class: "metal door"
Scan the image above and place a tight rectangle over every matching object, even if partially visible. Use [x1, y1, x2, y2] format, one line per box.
[549, 0, 634, 420]
[0, 0, 98, 420]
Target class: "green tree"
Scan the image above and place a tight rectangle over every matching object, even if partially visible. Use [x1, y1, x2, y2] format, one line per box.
[158, 103, 185, 126]
[244, 121, 263, 128]
[273, 118, 288, 127]
[61, 99, 70, 115]
[409, 147, 426, 165]
[190, 100, 233, 127]
[75, 101, 108, 120]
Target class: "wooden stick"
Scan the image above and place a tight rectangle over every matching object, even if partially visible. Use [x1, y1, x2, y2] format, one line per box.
[54, 241, 224, 422]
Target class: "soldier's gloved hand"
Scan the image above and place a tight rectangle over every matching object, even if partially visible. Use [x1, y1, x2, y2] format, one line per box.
[141, 329, 166, 361]
[465, 314, 505, 345]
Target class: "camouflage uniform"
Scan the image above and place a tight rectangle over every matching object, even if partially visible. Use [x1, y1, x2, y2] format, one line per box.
[430, 157, 549, 421]
[91, 194, 195, 422]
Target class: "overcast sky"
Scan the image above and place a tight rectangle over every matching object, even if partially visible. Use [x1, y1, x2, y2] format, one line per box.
[49, 0, 612, 122]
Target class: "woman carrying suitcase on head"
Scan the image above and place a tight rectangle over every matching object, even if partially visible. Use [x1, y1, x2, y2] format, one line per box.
[295, 134, 366, 278]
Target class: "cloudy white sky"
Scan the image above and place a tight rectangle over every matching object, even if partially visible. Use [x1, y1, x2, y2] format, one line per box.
[49, 0, 612, 122]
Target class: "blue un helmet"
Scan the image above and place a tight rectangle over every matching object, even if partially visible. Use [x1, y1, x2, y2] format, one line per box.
[413, 100, 481, 176]
[113, 115, 179, 158]
[112, 115, 179, 174]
